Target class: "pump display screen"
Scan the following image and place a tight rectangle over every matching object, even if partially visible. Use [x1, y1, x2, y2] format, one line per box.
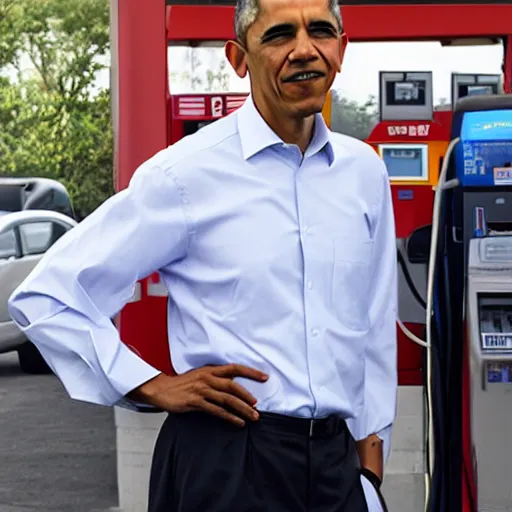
[387, 80, 426, 107]
[458, 84, 498, 100]
[467, 85, 495, 96]
[379, 144, 428, 180]
[379, 71, 433, 121]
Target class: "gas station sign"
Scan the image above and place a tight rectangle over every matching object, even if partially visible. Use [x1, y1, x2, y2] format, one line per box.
[172, 93, 247, 120]
[387, 124, 431, 137]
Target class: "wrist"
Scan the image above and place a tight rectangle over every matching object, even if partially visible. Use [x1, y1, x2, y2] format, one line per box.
[355, 434, 383, 481]
[126, 372, 166, 405]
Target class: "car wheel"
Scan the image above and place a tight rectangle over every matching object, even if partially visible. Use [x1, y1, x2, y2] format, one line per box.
[17, 342, 52, 375]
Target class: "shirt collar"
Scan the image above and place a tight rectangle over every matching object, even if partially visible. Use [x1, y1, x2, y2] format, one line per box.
[237, 95, 335, 165]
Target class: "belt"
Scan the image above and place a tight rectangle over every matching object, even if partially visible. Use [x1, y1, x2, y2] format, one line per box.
[257, 412, 348, 439]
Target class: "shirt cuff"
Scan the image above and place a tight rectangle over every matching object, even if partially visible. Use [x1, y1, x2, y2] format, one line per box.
[105, 339, 163, 400]
[376, 424, 393, 464]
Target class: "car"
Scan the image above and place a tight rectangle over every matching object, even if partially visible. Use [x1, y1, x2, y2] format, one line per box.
[0, 210, 77, 374]
[0, 177, 76, 220]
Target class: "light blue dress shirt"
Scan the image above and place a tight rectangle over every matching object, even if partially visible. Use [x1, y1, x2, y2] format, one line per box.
[8, 95, 397, 462]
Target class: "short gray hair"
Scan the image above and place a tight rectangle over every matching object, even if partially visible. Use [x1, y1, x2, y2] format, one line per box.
[234, 0, 343, 45]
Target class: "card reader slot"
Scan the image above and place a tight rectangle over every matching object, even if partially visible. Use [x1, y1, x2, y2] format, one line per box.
[487, 221, 512, 236]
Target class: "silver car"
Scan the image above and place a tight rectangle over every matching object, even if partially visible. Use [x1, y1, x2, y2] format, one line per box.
[0, 210, 77, 373]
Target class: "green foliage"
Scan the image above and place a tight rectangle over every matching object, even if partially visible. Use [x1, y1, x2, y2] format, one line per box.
[331, 92, 379, 141]
[1, 0, 380, 221]
[171, 48, 231, 92]
[0, 0, 113, 218]
[206, 60, 230, 92]
[0, 0, 23, 69]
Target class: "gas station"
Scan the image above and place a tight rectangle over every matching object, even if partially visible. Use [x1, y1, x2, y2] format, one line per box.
[109, 1, 512, 511]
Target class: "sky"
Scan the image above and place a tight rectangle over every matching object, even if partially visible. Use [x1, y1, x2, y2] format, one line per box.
[7, 39, 504, 107]
[167, 41, 504, 105]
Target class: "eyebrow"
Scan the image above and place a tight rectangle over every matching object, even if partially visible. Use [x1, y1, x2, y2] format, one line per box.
[260, 19, 340, 44]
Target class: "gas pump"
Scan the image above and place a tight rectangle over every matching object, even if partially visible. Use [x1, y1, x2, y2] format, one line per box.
[406, 95, 512, 512]
[452, 73, 503, 104]
[366, 71, 450, 387]
[467, 236, 512, 511]
[455, 96, 512, 511]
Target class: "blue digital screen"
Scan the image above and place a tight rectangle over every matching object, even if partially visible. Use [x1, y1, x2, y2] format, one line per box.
[381, 146, 427, 179]
[457, 110, 512, 187]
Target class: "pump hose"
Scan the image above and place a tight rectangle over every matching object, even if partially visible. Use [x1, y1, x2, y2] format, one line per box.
[397, 248, 427, 310]
[424, 137, 460, 512]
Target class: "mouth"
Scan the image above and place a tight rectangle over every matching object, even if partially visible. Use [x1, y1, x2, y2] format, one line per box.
[282, 71, 325, 83]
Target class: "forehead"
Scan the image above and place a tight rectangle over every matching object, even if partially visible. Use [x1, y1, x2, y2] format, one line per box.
[255, 0, 335, 28]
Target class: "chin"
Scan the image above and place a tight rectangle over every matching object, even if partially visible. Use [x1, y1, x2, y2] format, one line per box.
[294, 97, 325, 117]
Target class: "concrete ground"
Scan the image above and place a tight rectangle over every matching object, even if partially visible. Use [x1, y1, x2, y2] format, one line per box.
[0, 351, 118, 512]
[0, 348, 426, 512]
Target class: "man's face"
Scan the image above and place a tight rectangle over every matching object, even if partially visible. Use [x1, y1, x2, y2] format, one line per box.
[227, 0, 346, 119]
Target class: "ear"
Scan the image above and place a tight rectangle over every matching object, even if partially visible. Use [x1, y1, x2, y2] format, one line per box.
[336, 33, 348, 73]
[225, 40, 248, 78]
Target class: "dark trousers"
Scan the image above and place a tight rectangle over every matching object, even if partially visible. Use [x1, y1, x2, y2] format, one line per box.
[148, 411, 369, 512]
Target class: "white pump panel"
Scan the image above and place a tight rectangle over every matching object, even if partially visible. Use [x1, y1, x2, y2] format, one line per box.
[379, 71, 433, 121]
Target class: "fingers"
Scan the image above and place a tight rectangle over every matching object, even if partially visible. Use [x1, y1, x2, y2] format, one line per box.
[213, 378, 258, 406]
[199, 400, 247, 427]
[202, 387, 259, 424]
[213, 364, 269, 382]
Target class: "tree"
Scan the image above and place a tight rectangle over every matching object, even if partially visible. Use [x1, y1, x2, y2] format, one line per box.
[10, 0, 110, 100]
[173, 47, 232, 92]
[206, 60, 230, 92]
[182, 47, 203, 91]
[330, 91, 379, 140]
[0, 0, 113, 217]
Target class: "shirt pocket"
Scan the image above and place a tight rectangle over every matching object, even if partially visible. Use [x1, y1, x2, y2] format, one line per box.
[332, 236, 374, 332]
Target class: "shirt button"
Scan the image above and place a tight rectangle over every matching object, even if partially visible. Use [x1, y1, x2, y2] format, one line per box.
[311, 328, 319, 337]
[307, 280, 313, 289]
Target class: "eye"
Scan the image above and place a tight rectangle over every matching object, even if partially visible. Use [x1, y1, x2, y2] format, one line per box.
[308, 22, 338, 38]
[260, 24, 295, 44]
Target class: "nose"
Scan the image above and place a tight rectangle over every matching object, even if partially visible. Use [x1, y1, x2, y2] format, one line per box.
[288, 29, 318, 64]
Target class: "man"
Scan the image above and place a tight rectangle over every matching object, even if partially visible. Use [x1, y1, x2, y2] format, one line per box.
[8, 0, 397, 510]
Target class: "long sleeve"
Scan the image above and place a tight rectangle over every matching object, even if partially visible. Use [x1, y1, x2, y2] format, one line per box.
[348, 164, 398, 464]
[8, 157, 190, 406]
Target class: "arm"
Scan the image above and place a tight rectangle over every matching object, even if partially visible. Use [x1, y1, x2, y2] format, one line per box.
[8, 159, 190, 407]
[351, 164, 398, 482]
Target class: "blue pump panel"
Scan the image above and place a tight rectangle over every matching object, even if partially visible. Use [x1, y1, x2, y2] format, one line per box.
[457, 109, 512, 187]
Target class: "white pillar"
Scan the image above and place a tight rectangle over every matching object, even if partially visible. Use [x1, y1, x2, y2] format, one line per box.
[381, 386, 426, 512]
[114, 407, 165, 512]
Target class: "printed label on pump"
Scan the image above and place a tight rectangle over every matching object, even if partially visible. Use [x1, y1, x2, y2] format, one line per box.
[494, 167, 512, 185]
[481, 333, 512, 350]
[487, 363, 503, 383]
[485, 362, 512, 384]
[211, 97, 223, 118]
